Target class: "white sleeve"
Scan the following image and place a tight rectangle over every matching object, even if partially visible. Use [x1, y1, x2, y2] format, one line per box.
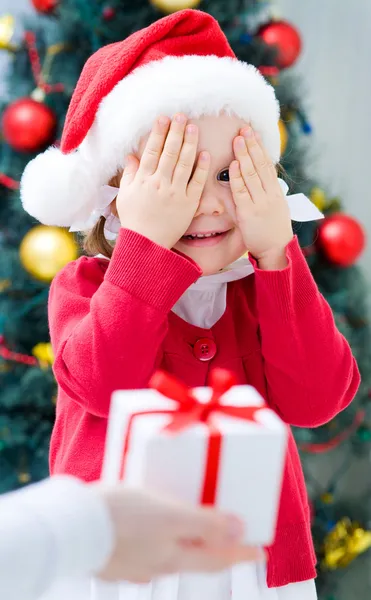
[0, 476, 115, 600]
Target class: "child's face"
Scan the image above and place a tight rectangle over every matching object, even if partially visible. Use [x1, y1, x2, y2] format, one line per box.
[137, 114, 248, 275]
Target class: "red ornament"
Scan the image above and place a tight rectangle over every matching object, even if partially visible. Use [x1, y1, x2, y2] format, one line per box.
[2, 98, 57, 153]
[102, 6, 116, 20]
[317, 213, 366, 267]
[0, 173, 19, 190]
[258, 66, 280, 78]
[258, 20, 302, 69]
[31, 0, 58, 12]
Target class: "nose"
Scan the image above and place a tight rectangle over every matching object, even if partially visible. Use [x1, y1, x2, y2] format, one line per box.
[195, 188, 225, 218]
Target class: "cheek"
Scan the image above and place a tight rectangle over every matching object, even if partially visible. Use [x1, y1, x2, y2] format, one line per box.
[221, 187, 237, 222]
[227, 228, 246, 261]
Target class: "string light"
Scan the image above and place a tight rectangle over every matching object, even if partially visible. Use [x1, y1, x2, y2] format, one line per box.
[0, 279, 11, 292]
[0, 335, 38, 367]
[299, 410, 366, 453]
[24, 31, 65, 95]
[0, 172, 19, 190]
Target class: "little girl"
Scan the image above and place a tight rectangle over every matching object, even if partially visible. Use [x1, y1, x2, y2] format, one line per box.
[21, 9, 359, 600]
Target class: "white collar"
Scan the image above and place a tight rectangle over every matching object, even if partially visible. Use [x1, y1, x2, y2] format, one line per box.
[188, 255, 254, 288]
[97, 251, 252, 329]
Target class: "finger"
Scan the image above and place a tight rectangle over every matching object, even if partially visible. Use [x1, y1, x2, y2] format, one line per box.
[138, 116, 170, 176]
[229, 160, 253, 207]
[157, 114, 187, 180]
[172, 123, 199, 187]
[254, 131, 280, 185]
[233, 136, 263, 200]
[128, 573, 152, 585]
[121, 155, 140, 185]
[187, 151, 210, 201]
[241, 127, 275, 193]
[174, 506, 244, 548]
[177, 544, 263, 573]
[250, 130, 273, 164]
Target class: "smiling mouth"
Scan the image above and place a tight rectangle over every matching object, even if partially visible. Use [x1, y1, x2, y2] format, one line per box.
[182, 231, 226, 240]
[180, 230, 231, 247]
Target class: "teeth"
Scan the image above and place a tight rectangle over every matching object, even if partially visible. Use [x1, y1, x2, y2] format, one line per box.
[185, 232, 222, 239]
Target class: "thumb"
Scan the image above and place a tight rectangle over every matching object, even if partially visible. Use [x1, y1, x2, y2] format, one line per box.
[121, 154, 139, 184]
[175, 506, 244, 548]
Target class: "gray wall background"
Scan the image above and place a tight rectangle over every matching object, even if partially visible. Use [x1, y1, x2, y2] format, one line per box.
[277, 0, 371, 281]
[0, 0, 33, 95]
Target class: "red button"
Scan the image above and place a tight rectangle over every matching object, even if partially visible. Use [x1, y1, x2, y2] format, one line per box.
[193, 338, 217, 362]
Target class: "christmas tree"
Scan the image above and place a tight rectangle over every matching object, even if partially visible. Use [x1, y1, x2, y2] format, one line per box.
[0, 1, 370, 597]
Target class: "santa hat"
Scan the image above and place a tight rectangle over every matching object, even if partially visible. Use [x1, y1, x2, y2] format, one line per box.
[20, 9, 281, 231]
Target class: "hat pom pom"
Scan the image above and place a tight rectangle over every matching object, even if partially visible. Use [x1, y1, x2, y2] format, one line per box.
[20, 147, 97, 228]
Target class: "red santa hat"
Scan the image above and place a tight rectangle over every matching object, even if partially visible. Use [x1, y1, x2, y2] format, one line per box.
[20, 9, 280, 230]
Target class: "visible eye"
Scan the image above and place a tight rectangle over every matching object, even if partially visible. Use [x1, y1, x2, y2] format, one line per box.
[217, 168, 230, 182]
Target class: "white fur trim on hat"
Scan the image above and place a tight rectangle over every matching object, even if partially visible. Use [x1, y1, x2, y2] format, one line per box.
[21, 55, 280, 229]
[21, 147, 100, 227]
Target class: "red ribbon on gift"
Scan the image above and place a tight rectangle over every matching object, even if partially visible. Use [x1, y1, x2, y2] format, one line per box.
[119, 369, 265, 505]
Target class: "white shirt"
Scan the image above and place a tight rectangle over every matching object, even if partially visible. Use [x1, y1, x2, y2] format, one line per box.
[0, 477, 114, 600]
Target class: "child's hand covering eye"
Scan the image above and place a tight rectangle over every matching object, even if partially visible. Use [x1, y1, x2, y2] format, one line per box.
[230, 127, 293, 267]
[116, 115, 210, 249]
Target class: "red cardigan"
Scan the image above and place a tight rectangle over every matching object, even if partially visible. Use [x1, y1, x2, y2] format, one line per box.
[49, 229, 360, 588]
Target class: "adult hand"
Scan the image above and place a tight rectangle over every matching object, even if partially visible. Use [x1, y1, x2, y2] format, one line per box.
[95, 486, 262, 583]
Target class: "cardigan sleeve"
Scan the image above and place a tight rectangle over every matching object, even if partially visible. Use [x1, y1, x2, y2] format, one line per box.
[251, 236, 360, 427]
[49, 228, 201, 418]
[0, 476, 113, 600]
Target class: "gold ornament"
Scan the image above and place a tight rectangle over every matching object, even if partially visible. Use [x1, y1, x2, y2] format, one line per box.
[0, 279, 11, 292]
[278, 120, 288, 155]
[328, 197, 342, 212]
[283, 110, 295, 123]
[20, 226, 79, 283]
[150, 0, 201, 13]
[18, 471, 31, 484]
[310, 187, 327, 211]
[322, 518, 371, 570]
[321, 492, 334, 504]
[32, 342, 54, 368]
[0, 15, 17, 52]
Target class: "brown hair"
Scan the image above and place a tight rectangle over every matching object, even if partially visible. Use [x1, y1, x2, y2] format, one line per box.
[83, 172, 122, 259]
[83, 216, 114, 259]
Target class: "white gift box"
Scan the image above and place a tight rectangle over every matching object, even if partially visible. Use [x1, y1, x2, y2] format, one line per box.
[92, 372, 288, 600]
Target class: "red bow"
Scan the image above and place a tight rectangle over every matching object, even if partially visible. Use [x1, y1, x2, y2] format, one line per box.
[119, 369, 264, 505]
[150, 369, 263, 432]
